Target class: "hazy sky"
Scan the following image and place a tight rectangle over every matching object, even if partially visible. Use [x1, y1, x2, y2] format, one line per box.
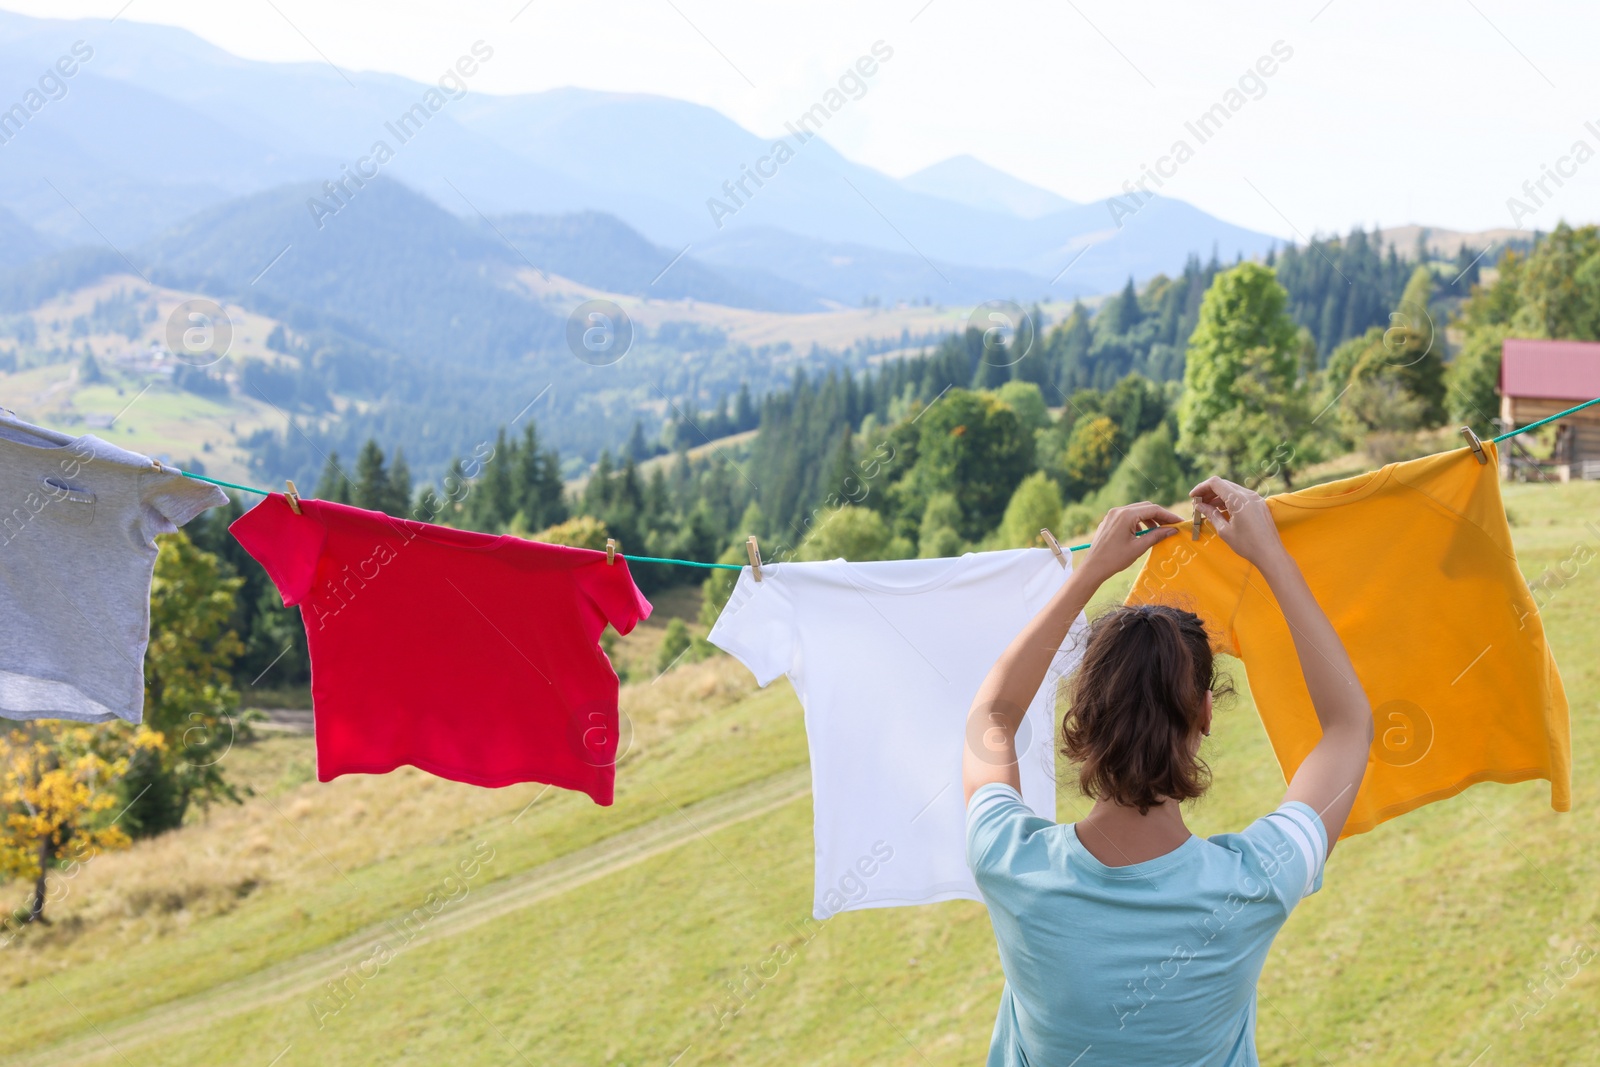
[7, 0, 1600, 238]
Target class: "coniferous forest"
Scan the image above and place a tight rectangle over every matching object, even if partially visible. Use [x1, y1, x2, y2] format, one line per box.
[179, 223, 1594, 703]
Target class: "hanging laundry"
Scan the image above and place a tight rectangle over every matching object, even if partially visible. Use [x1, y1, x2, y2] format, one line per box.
[230, 494, 650, 803]
[1128, 442, 1571, 837]
[0, 414, 229, 723]
[709, 548, 1085, 920]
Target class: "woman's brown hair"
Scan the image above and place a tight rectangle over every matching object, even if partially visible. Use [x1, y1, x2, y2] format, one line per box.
[1062, 603, 1231, 814]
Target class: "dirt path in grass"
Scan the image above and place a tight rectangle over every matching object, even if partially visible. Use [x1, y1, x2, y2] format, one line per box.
[2, 766, 812, 1067]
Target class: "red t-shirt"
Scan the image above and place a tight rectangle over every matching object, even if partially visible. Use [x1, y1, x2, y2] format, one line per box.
[230, 494, 651, 803]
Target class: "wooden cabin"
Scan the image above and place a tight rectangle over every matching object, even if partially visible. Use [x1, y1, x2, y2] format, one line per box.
[1499, 338, 1600, 480]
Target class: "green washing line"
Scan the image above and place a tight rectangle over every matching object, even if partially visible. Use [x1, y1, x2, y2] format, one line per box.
[179, 470, 274, 496]
[615, 554, 742, 571]
[178, 470, 744, 570]
[1489, 395, 1600, 442]
[176, 395, 1600, 570]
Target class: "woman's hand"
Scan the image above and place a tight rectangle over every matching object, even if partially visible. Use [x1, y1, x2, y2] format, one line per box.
[1079, 501, 1184, 584]
[966, 501, 1177, 803]
[1188, 476, 1287, 570]
[1188, 475, 1372, 850]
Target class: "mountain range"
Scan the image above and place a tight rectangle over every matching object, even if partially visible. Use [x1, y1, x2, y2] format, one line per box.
[0, 9, 1280, 306]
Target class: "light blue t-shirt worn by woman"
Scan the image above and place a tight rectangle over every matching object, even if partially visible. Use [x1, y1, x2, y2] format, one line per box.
[966, 783, 1328, 1067]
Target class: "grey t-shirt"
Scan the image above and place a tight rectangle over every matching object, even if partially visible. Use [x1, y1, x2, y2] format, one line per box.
[0, 414, 228, 723]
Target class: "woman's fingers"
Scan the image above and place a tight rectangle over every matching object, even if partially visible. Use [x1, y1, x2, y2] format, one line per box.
[1190, 475, 1247, 498]
[1188, 482, 1226, 516]
[1081, 503, 1183, 580]
[1190, 476, 1256, 519]
[1114, 501, 1185, 528]
[1192, 500, 1230, 533]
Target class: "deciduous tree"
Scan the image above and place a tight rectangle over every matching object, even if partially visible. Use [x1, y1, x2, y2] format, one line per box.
[1179, 263, 1304, 481]
[996, 472, 1065, 549]
[133, 532, 247, 835]
[1, 723, 159, 924]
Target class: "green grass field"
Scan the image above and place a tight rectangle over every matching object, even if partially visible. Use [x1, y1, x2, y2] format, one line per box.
[2, 361, 282, 484]
[1, 480, 1595, 1066]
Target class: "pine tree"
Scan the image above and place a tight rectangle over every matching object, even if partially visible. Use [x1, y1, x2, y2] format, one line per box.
[1053, 303, 1094, 393]
[513, 424, 546, 529]
[624, 420, 649, 462]
[315, 451, 352, 505]
[518, 422, 569, 531]
[643, 466, 673, 533]
[387, 449, 413, 516]
[734, 381, 756, 431]
[971, 353, 1011, 389]
[1109, 277, 1142, 334]
[352, 439, 391, 513]
[708, 396, 732, 439]
[439, 457, 471, 522]
[582, 451, 615, 516]
[470, 429, 516, 531]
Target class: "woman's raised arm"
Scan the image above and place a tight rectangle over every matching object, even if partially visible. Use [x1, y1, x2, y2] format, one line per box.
[962, 502, 1182, 804]
[1189, 477, 1372, 850]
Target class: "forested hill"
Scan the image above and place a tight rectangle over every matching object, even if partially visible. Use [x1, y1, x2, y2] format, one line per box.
[1271, 228, 1494, 356]
[670, 226, 1499, 442]
[0, 186, 1513, 500]
[192, 219, 1584, 698]
[0, 179, 845, 473]
[142, 180, 566, 362]
[463, 224, 1523, 571]
[483, 213, 823, 312]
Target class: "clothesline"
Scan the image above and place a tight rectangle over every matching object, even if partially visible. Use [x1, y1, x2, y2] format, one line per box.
[9, 393, 1570, 920]
[174, 470, 750, 570]
[175, 395, 1600, 571]
[1489, 394, 1600, 442]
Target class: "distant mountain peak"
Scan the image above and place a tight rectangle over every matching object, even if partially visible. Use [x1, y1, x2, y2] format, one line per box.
[0, 8, 1273, 302]
[900, 154, 1077, 219]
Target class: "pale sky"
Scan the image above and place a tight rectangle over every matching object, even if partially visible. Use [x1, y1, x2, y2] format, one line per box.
[7, 0, 1600, 238]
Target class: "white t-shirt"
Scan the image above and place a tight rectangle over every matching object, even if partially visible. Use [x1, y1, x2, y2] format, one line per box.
[0, 415, 228, 723]
[708, 548, 1086, 919]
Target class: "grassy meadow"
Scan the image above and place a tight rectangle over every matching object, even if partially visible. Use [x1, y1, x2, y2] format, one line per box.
[0, 480, 1595, 1065]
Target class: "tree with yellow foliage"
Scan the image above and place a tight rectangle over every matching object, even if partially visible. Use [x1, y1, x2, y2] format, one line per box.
[531, 514, 610, 550]
[1, 723, 161, 925]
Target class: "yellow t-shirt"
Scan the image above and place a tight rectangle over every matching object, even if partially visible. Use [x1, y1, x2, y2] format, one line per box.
[1127, 442, 1571, 838]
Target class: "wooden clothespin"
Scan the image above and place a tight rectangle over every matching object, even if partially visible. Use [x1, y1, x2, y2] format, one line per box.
[1039, 528, 1067, 568]
[1460, 425, 1488, 465]
[1192, 512, 1205, 540]
[605, 538, 617, 565]
[284, 479, 302, 515]
[746, 535, 763, 582]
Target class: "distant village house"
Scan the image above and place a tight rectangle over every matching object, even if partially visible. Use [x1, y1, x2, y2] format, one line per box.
[1499, 338, 1600, 480]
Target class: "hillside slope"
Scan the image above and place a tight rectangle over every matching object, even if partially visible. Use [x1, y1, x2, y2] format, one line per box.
[0, 248, 1090, 488]
[0, 480, 1594, 1065]
[0, 206, 52, 268]
[479, 211, 822, 312]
